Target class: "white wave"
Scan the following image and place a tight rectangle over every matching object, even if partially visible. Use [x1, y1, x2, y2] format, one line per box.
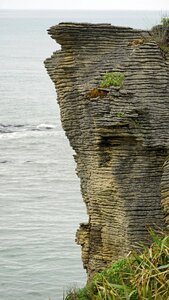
[0, 131, 30, 140]
[36, 123, 57, 130]
[0, 128, 63, 140]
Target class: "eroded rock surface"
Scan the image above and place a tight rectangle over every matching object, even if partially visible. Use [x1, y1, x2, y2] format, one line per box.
[45, 23, 169, 279]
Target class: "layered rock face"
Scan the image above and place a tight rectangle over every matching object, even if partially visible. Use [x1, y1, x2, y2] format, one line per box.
[45, 23, 169, 279]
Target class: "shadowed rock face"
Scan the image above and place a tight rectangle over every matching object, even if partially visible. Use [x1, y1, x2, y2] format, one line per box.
[45, 23, 169, 279]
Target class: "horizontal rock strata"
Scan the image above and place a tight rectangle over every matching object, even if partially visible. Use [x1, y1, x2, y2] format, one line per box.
[45, 23, 169, 279]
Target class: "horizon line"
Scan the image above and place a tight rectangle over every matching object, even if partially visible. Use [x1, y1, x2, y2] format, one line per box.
[0, 8, 169, 12]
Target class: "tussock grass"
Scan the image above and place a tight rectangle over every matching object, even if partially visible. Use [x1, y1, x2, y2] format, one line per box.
[100, 72, 124, 88]
[65, 231, 169, 300]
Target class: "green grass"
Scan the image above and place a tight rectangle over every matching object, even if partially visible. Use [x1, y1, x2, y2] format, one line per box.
[100, 72, 124, 88]
[116, 112, 125, 118]
[65, 232, 169, 300]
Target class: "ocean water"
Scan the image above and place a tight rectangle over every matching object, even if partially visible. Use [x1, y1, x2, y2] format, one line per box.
[0, 9, 168, 300]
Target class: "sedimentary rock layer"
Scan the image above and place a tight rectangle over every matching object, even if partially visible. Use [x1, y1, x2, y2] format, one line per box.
[45, 23, 169, 279]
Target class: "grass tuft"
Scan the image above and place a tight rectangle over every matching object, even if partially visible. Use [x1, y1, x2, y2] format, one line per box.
[100, 72, 124, 88]
[64, 232, 169, 300]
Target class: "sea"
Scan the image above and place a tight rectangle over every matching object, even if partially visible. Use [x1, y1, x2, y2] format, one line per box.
[0, 9, 168, 300]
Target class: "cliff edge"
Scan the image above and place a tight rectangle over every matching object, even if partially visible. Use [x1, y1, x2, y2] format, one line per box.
[45, 23, 169, 279]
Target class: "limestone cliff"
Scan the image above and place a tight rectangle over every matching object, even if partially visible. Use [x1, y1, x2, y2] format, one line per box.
[45, 23, 169, 279]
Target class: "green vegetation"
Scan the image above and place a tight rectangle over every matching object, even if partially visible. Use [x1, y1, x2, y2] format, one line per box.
[116, 112, 125, 118]
[65, 232, 169, 300]
[151, 16, 169, 53]
[100, 72, 124, 88]
[161, 17, 169, 27]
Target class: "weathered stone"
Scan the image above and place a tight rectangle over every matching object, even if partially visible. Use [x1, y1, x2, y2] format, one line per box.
[45, 23, 169, 279]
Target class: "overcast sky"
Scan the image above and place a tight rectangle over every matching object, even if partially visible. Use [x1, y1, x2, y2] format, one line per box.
[1, 0, 169, 11]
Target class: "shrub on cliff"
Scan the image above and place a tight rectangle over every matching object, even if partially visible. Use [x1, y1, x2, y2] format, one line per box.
[151, 16, 169, 52]
[161, 17, 169, 27]
[100, 72, 124, 88]
[65, 232, 169, 300]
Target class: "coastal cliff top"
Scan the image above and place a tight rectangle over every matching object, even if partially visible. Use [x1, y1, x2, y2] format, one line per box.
[47, 22, 147, 43]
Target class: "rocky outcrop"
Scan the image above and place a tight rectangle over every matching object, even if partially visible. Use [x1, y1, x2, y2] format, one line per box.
[45, 23, 169, 279]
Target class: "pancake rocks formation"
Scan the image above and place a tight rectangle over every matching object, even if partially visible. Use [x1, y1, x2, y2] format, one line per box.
[45, 23, 169, 279]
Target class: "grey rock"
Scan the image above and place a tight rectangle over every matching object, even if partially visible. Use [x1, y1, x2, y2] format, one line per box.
[45, 23, 169, 279]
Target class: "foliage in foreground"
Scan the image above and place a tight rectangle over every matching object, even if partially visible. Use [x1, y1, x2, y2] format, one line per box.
[65, 232, 169, 300]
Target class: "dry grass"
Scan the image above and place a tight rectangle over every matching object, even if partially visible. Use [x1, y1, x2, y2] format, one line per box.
[65, 231, 169, 300]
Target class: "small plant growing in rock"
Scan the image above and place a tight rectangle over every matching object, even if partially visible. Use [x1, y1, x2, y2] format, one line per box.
[116, 112, 125, 118]
[100, 72, 124, 88]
